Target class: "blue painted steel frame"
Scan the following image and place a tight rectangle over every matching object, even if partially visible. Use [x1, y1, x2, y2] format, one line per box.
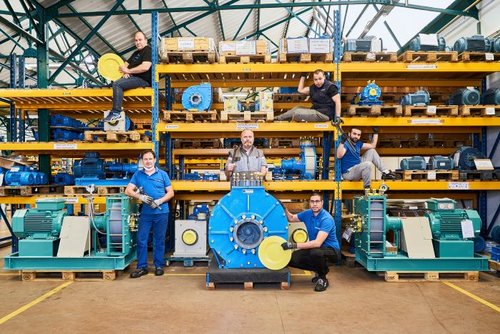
[333, 9, 342, 243]
[152, 11, 160, 157]
[0, 206, 17, 251]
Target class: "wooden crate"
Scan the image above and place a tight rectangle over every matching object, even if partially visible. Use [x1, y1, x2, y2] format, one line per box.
[219, 40, 270, 56]
[21, 270, 117, 281]
[218, 54, 271, 64]
[459, 105, 499, 117]
[84, 130, 144, 143]
[395, 170, 459, 181]
[161, 37, 215, 52]
[342, 52, 397, 62]
[64, 185, 126, 196]
[161, 51, 217, 64]
[458, 52, 500, 62]
[278, 52, 333, 63]
[398, 51, 458, 62]
[0, 185, 64, 197]
[346, 104, 403, 117]
[403, 105, 459, 117]
[384, 271, 479, 282]
[220, 110, 273, 122]
[163, 110, 218, 122]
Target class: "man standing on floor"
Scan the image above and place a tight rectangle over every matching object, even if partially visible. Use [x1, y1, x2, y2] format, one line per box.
[104, 31, 152, 123]
[125, 150, 174, 278]
[225, 129, 268, 180]
[336, 127, 396, 190]
[281, 193, 340, 292]
[275, 69, 341, 122]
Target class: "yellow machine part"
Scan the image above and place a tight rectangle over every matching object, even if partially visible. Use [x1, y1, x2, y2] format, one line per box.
[291, 228, 308, 243]
[182, 229, 198, 245]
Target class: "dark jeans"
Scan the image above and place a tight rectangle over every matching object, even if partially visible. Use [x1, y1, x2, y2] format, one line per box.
[112, 76, 150, 113]
[288, 247, 341, 278]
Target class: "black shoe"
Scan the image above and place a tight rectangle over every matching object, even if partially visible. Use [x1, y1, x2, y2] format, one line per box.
[154, 267, 164, 276]
[103, 111, 122, 123]
[130, 268, 148, 278]
[381, 171, 397, 180]
[314, 277, 329, 292]
[311, 274, 319, 283]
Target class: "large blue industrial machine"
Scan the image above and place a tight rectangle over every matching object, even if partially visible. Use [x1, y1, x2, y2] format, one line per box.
[53, 172, 75, 186]
[401, 90, 430, 106]
[400, 156, 427, 170]
[4, 166, 48, 186]
[344, 36, 383, 52]
[182, 83, 212, 111]
[73, 152, 138, 186]
[449, 88, 480, 106]
[351, 192, 488, 272]
[352, 81, 383, 106]
[453, 35, 500, 53]
[279, 139, 317, 180]
[408, 34, 446, 51]
[50, 114, 85, 142]
[209, 172, 288, 269]
[4, 195, 139, 271]
[452, 146, 486, 170]
[482, 88, 500, 105]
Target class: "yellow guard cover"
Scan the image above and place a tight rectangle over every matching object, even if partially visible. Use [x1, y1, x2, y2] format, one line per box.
[258, 236, 292, 270]
[98, 53, 124, 81]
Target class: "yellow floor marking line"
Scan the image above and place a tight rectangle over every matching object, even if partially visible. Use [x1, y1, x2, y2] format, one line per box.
[0, 281, 73, 325]
[443, 281, 500, 313]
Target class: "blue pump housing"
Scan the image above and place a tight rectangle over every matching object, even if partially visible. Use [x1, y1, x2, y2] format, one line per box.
[353, 81, 383, 106]
[54, 172, 75, 185]
[280, 141, 317, 179]
[449, 88, 480, 106]
[73, 152, 138, 186]
[182, 83, 212, 111]
[401, 90, 430, 106]
[5, 166, 48, 186]
[209, 186, 288, 269]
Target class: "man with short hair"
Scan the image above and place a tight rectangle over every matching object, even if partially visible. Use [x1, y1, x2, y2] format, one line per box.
[125, 150, 174, 278]
[336, 127, 396, 190]
[275, 69, 341, 122]
[104, 31, 152, 123]
[281, 193, 340, 292]
[225, 129, 268, 179]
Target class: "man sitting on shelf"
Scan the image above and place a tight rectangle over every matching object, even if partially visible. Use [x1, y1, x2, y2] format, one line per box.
[103, 31, 152, 123]
[336, 127, 396, 190]
[281, 192, 340, 292]
[275, 69, 341, 122]
[225, 129, 268, 180]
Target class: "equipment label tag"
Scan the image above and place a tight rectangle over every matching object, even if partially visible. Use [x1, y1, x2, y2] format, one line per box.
[485, 53, 494, 61]
[236, 123, 258, 130]
[54, 143, 77, 150]
[448, 182, 469, 190]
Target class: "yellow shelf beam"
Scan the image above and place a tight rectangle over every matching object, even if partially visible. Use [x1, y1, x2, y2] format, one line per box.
[171, 180, 337, 192]
[169, 102, 309, 110]
[341, 117, 500, 127]
[0, 142, 153, 153]
[0, 196, 107, 205]
[341, 180, 500, 191]
[340, 62, 500, 73]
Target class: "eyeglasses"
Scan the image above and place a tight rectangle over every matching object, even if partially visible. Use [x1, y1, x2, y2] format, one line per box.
[310, 200, 322, 204]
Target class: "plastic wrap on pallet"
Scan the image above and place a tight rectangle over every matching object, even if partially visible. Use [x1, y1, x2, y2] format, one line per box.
[219, 40, 270, 55]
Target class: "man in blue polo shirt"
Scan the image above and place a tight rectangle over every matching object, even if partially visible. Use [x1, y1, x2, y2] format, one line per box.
[125, 150, 174, 278]
[281, 193, 340, 292]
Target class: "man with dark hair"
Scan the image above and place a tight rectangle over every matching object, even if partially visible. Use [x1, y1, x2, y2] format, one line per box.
[336, 127, 396, 190]
[125, 150, 174, 278]
[104, 31, 152, 123]
[281, 193, 340, 292]
[275, 69, 341, 122]
[225, 129, 267, 180]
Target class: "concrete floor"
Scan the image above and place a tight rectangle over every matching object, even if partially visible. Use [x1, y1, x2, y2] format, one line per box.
[0, 246, 498, 334]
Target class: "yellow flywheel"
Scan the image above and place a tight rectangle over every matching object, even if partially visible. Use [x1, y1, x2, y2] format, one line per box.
[291, 228, 308, 243]
[182, 229, 198, 246]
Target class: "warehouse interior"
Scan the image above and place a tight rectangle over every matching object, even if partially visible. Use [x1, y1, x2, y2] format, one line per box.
[0, 1, 499, 332]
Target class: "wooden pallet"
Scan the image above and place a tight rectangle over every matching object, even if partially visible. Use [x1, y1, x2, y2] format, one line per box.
[174, 138, 222, 149]
[273, 93, 307, 102]
[218, 54, 271, 64]
[403, 105, 459, 117]
[459, 105, 499, 116]
[220, 110, 273, 122]
[489, 260, 500, 272]
[384, 271, 479, 282]
[271, 138, 301, 148]
[278, 52, 333, 63]
[163, 110, 218, 122]
[0, 185, 65, 197]
[64, 185, 127, 196]
[21, 270, 117, 281]
[161, 51, 217, 64]
[342, 52, 397, 62]
[395, 170, 459, 181]
[458, 52, 500, 62]
[347, 104, 403, 117]
[398, 51, 458, 62]
[84, 130, 145, 142]
[459, 170, 496, 181]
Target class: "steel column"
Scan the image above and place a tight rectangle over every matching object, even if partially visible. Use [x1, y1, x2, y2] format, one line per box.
[0, 206, 17, 252]
[152, 11, 159, 157]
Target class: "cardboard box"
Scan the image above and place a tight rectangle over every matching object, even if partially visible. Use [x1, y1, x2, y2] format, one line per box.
[161, 37, 215, 52]
[219, 40, 270, 55]
[309, 38, 332, 53]
[280, 38, 309, 54]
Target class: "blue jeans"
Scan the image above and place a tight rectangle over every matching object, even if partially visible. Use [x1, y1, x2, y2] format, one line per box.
[112, 76, 150, 113]
[136, 213, 169, 269]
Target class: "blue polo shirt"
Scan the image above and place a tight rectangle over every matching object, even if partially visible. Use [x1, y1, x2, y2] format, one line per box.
[341, 140, 364, 174]
[129, 168, 171, 215]
[297, 209, 339, 249]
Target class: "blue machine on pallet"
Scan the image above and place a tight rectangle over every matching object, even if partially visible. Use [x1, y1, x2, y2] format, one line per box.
[344, 36, 383, 52]
[482, 88, 500, 105]
[352, 81, 383, 106]
[280, 139, 317, 180]
[4, 166, 48, 186]
[53, 172, 75, 186]
[352, 192, 488, 272]
[50, 114, 85, 142]
[448, 88, 480, 106]
[182, 83, 212, 111]
[429, 155, 454, 170]
[183, 172, 219, 181]
[209, 172, 288, 269]
[452, 146, 486, 170]
[188, 203, 211, 220]
[453, 35, 500, 53]
[401, 90, 430, 106]
[408, 34, 446, 51]
[400, 156, 427, 170]
[51, 114, 85, 128]
[73, 152, 138, 186]
[4, 196, 139, 271]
